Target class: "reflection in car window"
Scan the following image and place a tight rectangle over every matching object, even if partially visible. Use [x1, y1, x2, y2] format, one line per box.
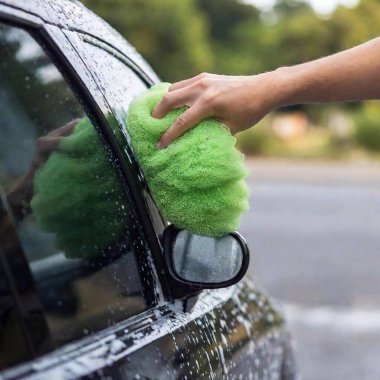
[0, 264, 30, 369]
[79, 39, 165, 231]
[81, 38, 147, 142]
[0, 24, 147, 350]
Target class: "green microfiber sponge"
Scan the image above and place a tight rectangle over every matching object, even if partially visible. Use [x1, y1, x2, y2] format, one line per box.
[126, 82, 250, 236]
[30, 118, 129, 259]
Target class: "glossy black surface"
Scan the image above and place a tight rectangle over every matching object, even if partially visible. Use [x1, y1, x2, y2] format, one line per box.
[0, 20, 154, 358]
[1, 282, 295, 380]
[0, 1, 296, 379]
[163, 225, 250, 290]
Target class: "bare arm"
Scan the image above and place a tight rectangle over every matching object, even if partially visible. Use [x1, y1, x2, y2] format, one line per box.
[277, 37, 380, 105]
[153, 37, 380, 149]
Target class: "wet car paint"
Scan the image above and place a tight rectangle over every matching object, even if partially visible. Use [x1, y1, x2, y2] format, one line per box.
[1, 282, 294, 379]
[0, 1, 296, 379]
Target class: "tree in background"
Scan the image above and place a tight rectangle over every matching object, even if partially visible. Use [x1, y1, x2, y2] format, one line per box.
[83, 0, 213, 81]
[84, 0, 380, 82]
[195, 0, 260, 74]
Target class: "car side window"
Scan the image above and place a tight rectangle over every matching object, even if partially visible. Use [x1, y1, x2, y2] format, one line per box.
[0, 23, 148, 352]
[0, 263, 30, 370]
[80, 37, 149, 141]
[74, 37, 166, 232]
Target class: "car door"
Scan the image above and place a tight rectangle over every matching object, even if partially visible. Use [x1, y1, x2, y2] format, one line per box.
[0, 18, 163, 376]
[55, 25, 292, 379]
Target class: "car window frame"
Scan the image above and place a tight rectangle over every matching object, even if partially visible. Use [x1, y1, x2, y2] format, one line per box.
[0, 15, 57, 361]
[79, 33, 167, 236]
[59, 29, 175, 298]
[0, 10, 165, 362]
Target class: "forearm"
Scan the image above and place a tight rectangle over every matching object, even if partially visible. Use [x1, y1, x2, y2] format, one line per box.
[152, 41, 380, 146]
[273, 37, 380, 108]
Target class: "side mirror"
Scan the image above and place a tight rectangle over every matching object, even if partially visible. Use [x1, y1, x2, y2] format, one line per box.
[163, 225, 250, 290]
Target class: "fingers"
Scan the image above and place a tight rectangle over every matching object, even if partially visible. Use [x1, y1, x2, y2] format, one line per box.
[153, 73, 215, 148]
[48, 119, 80, 137]
[152, 86, 195, 119]
[30, 119, 81, 171]
[61, 119, 81, 135]
[157, 103, 208, 149]
[35, 136, 61, 155]
[39, 118, 81, 151]
[152, 73, 212, 118]
[37, 119, 81, 154]
[32, 136, 61, 169]
[168, 72, 208, 92]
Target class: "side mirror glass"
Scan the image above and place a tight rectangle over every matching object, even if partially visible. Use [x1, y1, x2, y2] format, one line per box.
[163, 225, 250, 289]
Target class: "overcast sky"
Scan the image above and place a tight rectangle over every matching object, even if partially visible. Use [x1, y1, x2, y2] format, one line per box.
[242, 0, 360, 15]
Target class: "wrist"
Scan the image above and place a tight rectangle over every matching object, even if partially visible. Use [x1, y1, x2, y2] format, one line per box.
[244, 71, 286, 113]
[274, 62, 329, 107]
[271, 66, 304, 108]
[246, 68, 300, 112]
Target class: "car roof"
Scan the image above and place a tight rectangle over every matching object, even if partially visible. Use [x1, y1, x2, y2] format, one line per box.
[0, 0, 159, 82]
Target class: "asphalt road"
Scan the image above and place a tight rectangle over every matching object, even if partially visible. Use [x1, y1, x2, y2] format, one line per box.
[243, 159, 380, 380]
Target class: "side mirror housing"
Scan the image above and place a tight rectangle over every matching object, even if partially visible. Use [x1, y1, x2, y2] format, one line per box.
[163, 225, 250, 290]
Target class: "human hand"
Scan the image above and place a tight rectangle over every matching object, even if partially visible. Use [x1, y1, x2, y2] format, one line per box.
[30, 119, 80, 172]
[6, 119, 80, 217]
[152, 72, 282, 149]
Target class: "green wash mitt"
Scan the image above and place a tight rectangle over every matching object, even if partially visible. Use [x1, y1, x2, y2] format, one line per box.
[126, 82, 250, 236]
[31, 118, 129, 259]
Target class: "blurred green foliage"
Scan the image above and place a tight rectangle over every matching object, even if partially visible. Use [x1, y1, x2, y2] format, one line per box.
[236, 122, 272, 155]
[83, 0, 213, 81]
[84, 0, 380, 80]
[355, 103, 380, 151]
[83, 0, 380, 159]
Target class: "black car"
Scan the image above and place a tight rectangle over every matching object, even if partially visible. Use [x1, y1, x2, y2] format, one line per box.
[0, 1, 295, 379]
